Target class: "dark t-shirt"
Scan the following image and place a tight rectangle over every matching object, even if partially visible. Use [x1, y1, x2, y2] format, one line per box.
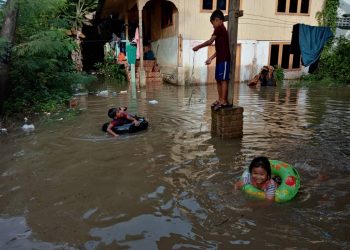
[111, 112, 130, 126]
[213, 24, 231, 64]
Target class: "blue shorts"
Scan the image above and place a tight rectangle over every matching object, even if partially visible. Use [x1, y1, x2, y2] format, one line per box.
[215, 61, 230, 81]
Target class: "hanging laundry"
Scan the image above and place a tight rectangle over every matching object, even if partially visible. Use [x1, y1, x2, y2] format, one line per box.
[290, 24, 333, 67]
[134, 27, 140, 60]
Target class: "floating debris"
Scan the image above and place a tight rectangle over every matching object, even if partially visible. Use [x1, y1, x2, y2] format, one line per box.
[96, 90, 108, 97]
[149, 100, 158, 104]
[21, 117, 35, 132]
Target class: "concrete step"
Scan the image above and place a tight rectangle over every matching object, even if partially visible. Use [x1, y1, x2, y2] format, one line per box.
[128, 72, 162, 78]
[135, 66, 156, 72]
[136, 60, 156, 67]
[126, 66, 160, 73]
[127, 75, 163, 82]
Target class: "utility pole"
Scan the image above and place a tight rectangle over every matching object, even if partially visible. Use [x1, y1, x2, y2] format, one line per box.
[227, 0, 242, 104]
[211, 0, 243, 139]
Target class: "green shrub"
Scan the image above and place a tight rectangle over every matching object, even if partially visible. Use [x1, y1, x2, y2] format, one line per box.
[274, 65, 284, 83]
[94, 62, 126, 81]
[302, 37, 350, 85]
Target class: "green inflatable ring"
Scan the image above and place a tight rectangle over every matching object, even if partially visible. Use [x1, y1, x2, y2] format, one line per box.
[241, 160, 300, 202]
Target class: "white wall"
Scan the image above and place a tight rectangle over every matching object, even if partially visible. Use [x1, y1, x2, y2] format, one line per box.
[151, 36, 178, 82]
[181, 40, 209, 84]
[184, 39, 272, 83]
[151, 37, 178, 67]
[185, 39, 309, 82]
[151, 37, 208, 84]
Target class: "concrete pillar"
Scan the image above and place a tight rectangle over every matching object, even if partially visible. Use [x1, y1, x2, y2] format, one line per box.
[177, 34, 185, 85]
[138, 0, 146, 87]
[176, 0, 184, 85]
[124, 6, 129, 40]
[211, 105, 243, 139]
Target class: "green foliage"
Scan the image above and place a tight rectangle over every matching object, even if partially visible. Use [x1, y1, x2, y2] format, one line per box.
[0, 0, 10, 31]
[94, 62, 126, 81]
[4, 0, 96, 116]
[274, 65, 284, 83]
[14, 30, 76, 58]
[301, 37, 350, 85]
[0, 37, 8, 62]
[15, 0, 69, 42]
[63, 0, 98, 31]
[316, 0, 339, 32]
[0, 1, 4, 30]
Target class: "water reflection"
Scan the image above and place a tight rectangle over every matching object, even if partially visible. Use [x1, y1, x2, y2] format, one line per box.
[0, 217, 66, 249]
[0, 81, 349, 249]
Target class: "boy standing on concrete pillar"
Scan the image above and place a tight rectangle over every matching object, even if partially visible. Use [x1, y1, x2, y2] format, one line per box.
[193, 9, 231, 111]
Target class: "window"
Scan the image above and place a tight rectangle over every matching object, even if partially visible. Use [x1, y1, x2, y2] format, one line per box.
[270, 45, 280, 67]
[203, 0, 213, 10]
[300, 0, 310, 14]
[276, 0, 310, 15]
[269, 43, 301, 70]
[161, 1, 173, 28]
[201, 0, 229, 12]
[277, 0, 287, 13]
[289, 0, 298, 13]
[217, 0, 227, 11]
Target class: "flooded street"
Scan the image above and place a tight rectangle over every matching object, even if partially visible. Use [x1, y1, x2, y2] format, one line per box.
[0, 81, 349, 249]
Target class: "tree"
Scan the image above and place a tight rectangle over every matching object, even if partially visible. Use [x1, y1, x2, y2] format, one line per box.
[315, 0, 339, 32]
[65, 0, 97, 71]
[3, 0, 96, 115]
[0, 0, 18, 114]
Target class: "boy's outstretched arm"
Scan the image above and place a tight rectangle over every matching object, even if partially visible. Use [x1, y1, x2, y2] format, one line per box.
[107, 123, 119, 137]
[205, 52, 216, 65]
[193, 35, 216, 51]
[127, 114, 140, 126]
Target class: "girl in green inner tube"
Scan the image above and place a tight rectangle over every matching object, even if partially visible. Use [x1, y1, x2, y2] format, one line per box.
[235, 156, 281, 201]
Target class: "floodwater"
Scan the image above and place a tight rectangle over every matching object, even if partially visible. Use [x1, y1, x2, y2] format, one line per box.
[0, 80, 349, 249]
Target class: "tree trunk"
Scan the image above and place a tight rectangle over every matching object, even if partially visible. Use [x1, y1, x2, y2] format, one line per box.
[0, 0, 19, 114]
[72, 38, 83, 72]
[71, 28, 84, 72]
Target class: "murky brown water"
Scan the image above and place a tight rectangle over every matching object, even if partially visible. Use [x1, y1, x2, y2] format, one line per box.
[0, 81, 349, 249]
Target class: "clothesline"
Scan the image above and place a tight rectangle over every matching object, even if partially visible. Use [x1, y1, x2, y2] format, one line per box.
[239, 22, 293, 29]
[244, 13, 299, 24]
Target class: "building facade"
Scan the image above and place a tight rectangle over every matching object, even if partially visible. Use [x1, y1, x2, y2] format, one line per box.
[98, 0, 324, 84]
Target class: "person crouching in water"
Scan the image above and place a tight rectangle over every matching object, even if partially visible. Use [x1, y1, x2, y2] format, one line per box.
[107, 107, 140, 137]
[235, 156, 280, 201]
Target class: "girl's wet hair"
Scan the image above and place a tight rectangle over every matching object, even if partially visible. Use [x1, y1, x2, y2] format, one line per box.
[249, 156, 271, 178]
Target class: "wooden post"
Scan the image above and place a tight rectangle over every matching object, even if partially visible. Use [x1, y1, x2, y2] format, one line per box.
[227, 0, 241, 104]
